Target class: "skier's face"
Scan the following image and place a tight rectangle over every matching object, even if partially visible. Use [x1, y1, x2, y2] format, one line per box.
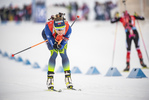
[124, 11, 130, 19]
[55, 27, 65, 35]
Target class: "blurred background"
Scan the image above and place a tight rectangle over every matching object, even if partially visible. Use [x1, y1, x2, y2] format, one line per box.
[0, 0, 149, 23]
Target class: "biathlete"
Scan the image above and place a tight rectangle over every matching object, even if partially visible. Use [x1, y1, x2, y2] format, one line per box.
[111, 11, 147, 71]
[42, 13, 73, 90]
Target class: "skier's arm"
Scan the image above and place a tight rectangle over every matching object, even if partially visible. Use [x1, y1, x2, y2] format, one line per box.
[44, 24, 54, 48]
[60, 25, 72, 49]
[111, 17, 120, 23]
[134, 15, 145, 20]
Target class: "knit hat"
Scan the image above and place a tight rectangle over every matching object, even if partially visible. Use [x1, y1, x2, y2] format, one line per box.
[54, 20, 65, 29]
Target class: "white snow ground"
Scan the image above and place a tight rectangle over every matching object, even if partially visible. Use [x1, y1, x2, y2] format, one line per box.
[0, 20, 149, 100]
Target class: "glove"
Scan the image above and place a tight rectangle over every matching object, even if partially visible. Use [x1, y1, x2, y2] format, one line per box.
[53, 42, 62, 49]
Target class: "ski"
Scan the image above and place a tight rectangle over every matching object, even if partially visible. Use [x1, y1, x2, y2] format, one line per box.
[63, 88, 81, 91]
[142, 67, 149, 69]
[46, 89, 62, 92]
[123, 70, 129, 72]
[46, 88, 81, 92]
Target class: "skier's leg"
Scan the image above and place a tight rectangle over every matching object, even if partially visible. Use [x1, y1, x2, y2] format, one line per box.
[47, 72, 54, 90]
[126, 51, 130, 69]
[124, 33, 132, 71]
[59, 44, 73, 88]
[59, 44, 70, 71]
[48, 50, 58, 73]
[65, 70, 73, 89]
[47, 50, 58, 89]
[42, 30, 58, 89]
[133, 30, 147, 67]
[42, 29, 55, 89]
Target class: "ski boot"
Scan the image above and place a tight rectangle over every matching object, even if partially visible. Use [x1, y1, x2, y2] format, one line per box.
[47, 74, 54, 90]
[65, 70, 73, 89]
[140, 59, 147, 68]
[123, 62, 130, 71]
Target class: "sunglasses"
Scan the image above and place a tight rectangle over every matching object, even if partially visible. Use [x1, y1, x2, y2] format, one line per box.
[55, 27, 65, 31]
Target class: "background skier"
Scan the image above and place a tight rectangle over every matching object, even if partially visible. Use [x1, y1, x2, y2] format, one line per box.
[111, 11, 147, 71]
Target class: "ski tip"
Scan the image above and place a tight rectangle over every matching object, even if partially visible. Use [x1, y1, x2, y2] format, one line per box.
[57, 89, 62, 92]
[65, 88, 81, 91]
[78, 89, 82, 91]
[46, 89, 62, 92]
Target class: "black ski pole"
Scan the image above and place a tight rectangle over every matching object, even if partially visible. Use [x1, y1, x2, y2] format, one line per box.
[137, 20, 149, 63]
[122, 0, 127, 11]
[71, 16, 79, 27]
[111, 23, 118, 66]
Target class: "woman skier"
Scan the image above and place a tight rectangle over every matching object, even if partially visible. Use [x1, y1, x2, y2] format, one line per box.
[42, 13, 73, 90]
[111, 11, 147, 71]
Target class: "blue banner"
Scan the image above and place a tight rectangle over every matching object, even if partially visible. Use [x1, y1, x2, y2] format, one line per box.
[32, 0, 46, 23]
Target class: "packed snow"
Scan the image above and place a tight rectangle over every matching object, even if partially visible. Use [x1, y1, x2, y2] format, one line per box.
[0, 20, 149, 100]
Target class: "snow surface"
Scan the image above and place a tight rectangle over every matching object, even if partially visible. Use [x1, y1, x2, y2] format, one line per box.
[0, 20, 149, 100]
